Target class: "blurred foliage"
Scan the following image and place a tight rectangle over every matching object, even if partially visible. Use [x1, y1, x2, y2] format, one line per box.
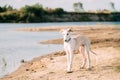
[0, 3, 66, 22]
[0, 5, 14, 12]
[0, 3, 120, 23]
[20, 3, 45, 16]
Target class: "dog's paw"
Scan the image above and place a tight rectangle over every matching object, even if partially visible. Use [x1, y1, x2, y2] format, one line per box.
[87, 68, 92, 71]
[66, 71, 73, 73]
[80, 66, 84, 69]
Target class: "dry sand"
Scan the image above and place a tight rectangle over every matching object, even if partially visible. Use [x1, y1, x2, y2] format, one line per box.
[0, 25, 120, 80]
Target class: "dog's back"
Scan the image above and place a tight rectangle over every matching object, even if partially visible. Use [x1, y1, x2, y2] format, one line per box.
[73, 35, 90, 50]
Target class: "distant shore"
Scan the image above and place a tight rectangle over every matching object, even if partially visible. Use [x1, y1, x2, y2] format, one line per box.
[1, 12, 120, 23]
[0, 25, 120, 80]
[0, 2, 120, 23]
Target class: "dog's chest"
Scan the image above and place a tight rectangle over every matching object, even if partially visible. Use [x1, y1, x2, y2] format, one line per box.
[64, 40, 75, 50]
[64, 39, 79, 51]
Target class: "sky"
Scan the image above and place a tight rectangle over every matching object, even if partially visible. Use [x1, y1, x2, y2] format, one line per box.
[0, 0, 120, 11]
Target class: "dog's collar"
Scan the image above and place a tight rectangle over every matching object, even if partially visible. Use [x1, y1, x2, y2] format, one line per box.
[65, 38, 71, 42]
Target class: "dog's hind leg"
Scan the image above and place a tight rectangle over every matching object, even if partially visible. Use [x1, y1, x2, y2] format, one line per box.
[85, 46, 91, 70]
[80, 45, 87, 69]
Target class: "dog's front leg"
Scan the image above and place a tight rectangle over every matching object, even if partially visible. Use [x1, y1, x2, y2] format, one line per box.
[65, 49, 70, 72]
[67, 49, 74, 73]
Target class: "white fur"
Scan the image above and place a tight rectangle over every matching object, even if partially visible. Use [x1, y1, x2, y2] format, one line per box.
[60, 29, 97, 73]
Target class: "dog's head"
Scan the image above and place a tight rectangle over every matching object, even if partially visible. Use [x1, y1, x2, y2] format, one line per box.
[60, 28, 72, 42]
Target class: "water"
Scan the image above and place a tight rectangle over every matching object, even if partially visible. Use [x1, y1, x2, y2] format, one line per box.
[0, 23, 63, 77]
[0, 22, 120, 78]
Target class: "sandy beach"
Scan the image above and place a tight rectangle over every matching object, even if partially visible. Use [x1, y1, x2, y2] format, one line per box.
[0, 25, 120, 80]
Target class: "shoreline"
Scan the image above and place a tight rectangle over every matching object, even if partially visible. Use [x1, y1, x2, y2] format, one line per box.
[16, 25, 118, 31]
[0, 25, 120, 80]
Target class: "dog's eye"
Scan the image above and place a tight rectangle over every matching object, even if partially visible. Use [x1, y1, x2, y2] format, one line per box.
[67, 33, 69, 35]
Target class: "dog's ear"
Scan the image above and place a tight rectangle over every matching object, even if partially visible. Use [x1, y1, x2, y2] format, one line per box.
[67, 28, 72, 32]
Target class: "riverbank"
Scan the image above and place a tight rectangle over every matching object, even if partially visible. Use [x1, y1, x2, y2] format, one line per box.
[0, 25, 120, 80]
[1, 11, 120, 23]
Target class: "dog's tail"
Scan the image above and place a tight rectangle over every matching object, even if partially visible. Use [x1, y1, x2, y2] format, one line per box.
[90, 49, 97, 55]
[90, 49, 98, 65]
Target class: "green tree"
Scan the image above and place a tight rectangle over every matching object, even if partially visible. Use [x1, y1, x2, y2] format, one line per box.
[54, 8, 64, 13]
[0, 7, 3, 12]
[7, 5, 13, 11]
[20, 3, 44, 16]
[0, 5, 13, 12]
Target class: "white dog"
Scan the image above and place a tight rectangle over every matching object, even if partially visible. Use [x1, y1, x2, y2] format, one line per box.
[60, 28, 97, 73]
